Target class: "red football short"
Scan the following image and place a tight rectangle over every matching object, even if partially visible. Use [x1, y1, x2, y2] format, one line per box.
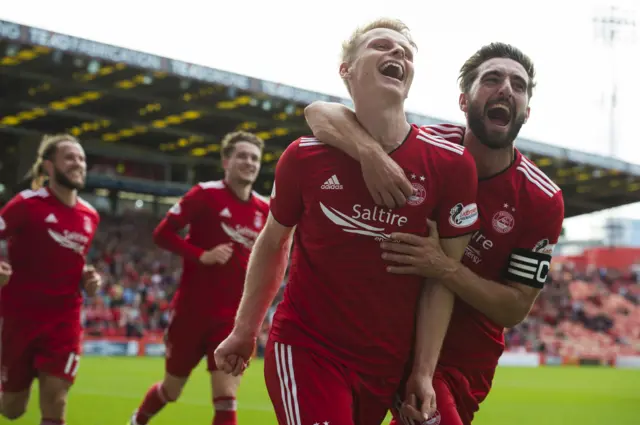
[0, 315, 82, 392]
[389, 366, 492, 425]
[164, 311, 234, 377]
[264, 338, 398, 425]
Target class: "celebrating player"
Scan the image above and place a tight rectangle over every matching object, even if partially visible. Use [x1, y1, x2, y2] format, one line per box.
[129, 131, 268, 425]
[215, 19, 479, 425]
[0, 134, 101, 425]
[304, 42, 564, 424]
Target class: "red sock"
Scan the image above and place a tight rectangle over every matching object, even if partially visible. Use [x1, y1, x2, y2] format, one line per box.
[135, 382, 170, 425]
[213, 396, 237, 425]
[41, 420, 65, 425]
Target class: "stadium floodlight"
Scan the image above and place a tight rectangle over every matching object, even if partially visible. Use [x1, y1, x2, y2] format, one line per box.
[593, 4, 637, 159]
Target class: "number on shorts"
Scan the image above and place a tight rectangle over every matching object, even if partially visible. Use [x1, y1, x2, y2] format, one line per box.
[64, 352, 81, 377]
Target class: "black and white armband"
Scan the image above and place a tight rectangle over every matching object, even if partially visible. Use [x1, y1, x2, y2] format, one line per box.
[505, 248, 551, 289]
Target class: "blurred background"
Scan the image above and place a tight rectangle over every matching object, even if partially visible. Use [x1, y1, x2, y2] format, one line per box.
[0, 1, 639, 424]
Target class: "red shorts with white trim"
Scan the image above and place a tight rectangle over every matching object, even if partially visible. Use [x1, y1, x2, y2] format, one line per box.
[264, 338, 398, 425]
[0, 315, 82, 392]
[164, 311, 234, 377]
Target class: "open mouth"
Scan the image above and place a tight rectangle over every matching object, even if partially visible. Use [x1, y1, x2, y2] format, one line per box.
[486, 103, 511, 127]
[378, 60, 404, 82]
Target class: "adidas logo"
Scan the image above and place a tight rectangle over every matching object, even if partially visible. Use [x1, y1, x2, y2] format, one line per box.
[321, 175, 343, 190]
[219, 207, 232, 218]
[45, 213, 58, 224]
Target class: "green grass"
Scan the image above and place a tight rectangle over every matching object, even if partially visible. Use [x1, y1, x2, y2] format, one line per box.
[7, 358, 640, 424]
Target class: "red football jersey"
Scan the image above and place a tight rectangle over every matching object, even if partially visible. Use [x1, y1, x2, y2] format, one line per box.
[269, 125, 480, 377]
[422, 124, 564, 370]
[154, 180, 269, 319]
[0, 188, 100, 320]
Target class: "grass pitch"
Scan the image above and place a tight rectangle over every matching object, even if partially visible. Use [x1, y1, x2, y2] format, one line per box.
[8, 357, 640, 425]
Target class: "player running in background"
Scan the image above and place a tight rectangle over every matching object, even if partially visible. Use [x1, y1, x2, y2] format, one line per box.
[304, 42, 564, 425]
[129, 131, 268, 425]
[0, 134, 101, 425]
[215, 19, 479, 425]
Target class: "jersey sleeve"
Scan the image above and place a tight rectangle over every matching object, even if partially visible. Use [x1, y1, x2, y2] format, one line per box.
[435, 150, 479, 238]
[269, 140, 304, 227]
[0, 194, 27, 240]
[504, 191, 564, 289]
[152, 185, 206, 261]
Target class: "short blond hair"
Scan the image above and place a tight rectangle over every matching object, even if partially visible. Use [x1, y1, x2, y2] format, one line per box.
[220, 131, 264, 160]
[29, 134, 80, 190]
[341, 18, 417, 65]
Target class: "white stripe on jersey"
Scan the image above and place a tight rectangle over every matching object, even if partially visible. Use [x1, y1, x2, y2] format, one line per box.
[520, 156, 561, 191]
[416, 132, 465, 155]
[299, 137, 323, 147]
[423, 124, 465, 137]
[516, 165, 557, 198]
[199, 180, 225, 190]
[516, 162, 560, 198]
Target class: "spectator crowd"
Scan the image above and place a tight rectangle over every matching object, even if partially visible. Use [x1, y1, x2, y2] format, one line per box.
[1, 209, 639, 360]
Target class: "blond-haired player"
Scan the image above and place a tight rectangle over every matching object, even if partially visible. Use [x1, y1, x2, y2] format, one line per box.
[215, 19, 478, 425]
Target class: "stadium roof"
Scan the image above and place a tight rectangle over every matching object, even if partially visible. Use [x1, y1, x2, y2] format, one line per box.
[1, 19, 639, 218]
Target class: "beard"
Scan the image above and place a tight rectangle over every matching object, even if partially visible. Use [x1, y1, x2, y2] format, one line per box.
[53, 166, 85, 190]
[467, 102, 526, 150]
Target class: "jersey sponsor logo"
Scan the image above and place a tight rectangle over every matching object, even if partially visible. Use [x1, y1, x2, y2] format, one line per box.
[533, 238, 556, 255]
[45, 213, 58, 224]
[221, 222, 260, 249]
[464, 231, 495, 265]
[254, 211, 264, 229]
[320, 202, 408, 241]
[449, 203, 478, 228]
[321, 174, 343, 190]
[492, 210, 515, 234]
[0, 216, 5, 231]
[48, 229, 90, 255]
[83, 216, 93, 234]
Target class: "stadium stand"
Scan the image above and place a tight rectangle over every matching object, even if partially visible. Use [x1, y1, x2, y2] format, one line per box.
[0, 19, 638, 366]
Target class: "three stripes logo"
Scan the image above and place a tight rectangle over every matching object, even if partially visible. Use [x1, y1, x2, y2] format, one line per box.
[321, 174, 343, 190]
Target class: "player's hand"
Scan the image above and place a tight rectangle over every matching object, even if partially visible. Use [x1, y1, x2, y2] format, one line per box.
[0, 261, 12, 287]
[381, 219, 457, 279]
[359, 144, 413, 209]
[200, 242, 234, 265]
[82, 265, 102, 297]
[214, 329, 256, 376]
[400, 371, 437, 423]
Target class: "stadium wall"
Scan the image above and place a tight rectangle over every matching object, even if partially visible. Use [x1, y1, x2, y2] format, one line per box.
[81, 337, 640, 369]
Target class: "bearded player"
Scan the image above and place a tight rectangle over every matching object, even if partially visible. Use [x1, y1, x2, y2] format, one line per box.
[304, 42, 564, 424]
[0, 134, 101, 425]
[215, 19, 480, 425]
[129, 131, 268, 425]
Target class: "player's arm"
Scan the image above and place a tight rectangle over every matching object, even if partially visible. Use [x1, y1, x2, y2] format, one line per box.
[440, 193, 564, 328]
[152, 185, 206, 262]
[304, 101, 374, 159]
[233, 214, 293, 338]
[233, 141, 303, 339]
[304, 101, 412, 208]
[412, 233, 470, 377]
[0, 193, 28, 241]
[411, 152, 479, 376]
